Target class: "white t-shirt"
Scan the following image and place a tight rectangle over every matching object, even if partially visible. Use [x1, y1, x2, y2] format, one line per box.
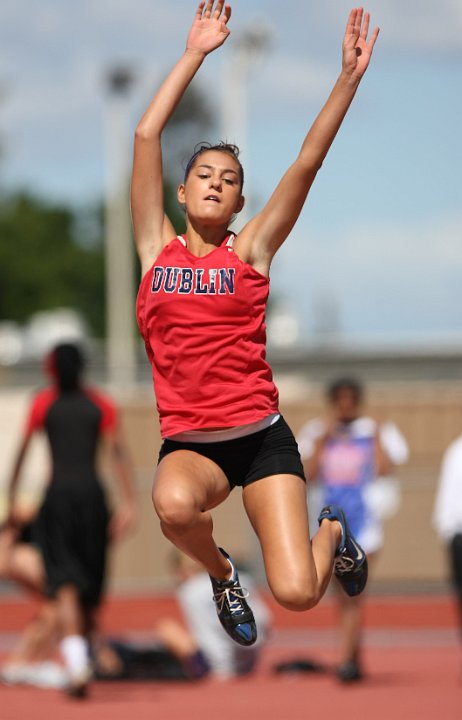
[297, 417, 409, 467]
[176, 571, 271, 679]
[433, 435, 462, 542]
[297, 417, 409, 552]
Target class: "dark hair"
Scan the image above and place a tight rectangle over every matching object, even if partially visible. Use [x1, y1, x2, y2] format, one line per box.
[326, 377, 363, 404]
[49, 343, 84, 392]
[183, 142, 244, 190]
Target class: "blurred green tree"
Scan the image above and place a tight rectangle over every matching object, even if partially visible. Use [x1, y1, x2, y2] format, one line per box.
[0, 193, 105, 335]
[0, 84, 214, 337]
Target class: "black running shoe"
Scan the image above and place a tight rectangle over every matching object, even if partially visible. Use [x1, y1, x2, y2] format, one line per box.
[318, 505, 368, 597]
[337, 659, 363, 683]
[65, 667, 92, 699]
[209, 548, 257, 647]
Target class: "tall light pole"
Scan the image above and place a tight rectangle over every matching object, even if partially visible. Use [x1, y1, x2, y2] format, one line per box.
[221, 26, 272, 227]
[104, 67, 137, 389]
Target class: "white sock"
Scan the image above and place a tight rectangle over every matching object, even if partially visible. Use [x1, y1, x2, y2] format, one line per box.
[60, 635, 89, 677]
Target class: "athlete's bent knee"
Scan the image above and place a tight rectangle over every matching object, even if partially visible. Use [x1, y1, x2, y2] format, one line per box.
[270, 579, 321, 612]
[153, 487, 198, 532]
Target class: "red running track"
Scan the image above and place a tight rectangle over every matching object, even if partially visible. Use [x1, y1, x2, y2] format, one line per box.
[1, 591, 461, 720]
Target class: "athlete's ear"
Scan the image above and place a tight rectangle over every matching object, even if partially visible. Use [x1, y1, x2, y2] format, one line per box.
[235, 195, 245, 213]
[177, 183, 186, 204]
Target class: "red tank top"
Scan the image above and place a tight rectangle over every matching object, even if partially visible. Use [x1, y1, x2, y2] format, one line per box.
[136, 234, 279, 437]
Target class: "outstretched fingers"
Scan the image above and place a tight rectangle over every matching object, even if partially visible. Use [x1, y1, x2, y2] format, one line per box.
[222, 3, 232, 24]
[354, 7, 363, 37]
[187, 0, 232, 53]
[195, 1, 206, 21]
[360, 11, 379, 48]
[367, 23, 380, 51]
[202, 0, 230, 20]
[345, 7, 361, 39]
[360, 10, 369, 40]
[213, 0, 225, 18]
[203, 0, 214, 18]
[212, 0, 231, 23]
[345, 8, 380, 52]
[195, 0, 231, 23]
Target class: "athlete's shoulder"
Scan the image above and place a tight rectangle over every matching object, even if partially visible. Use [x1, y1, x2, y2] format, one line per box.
[25, 385, 59, 432]
[84, 386, 119, 431]
[31, 385, 59, 410]
[350, 417, 377, 438]
[84, 386, 116, 411]
[159, 235, 183, 257]
[139, 236, 181, 283]
[443, 434, 462, 462]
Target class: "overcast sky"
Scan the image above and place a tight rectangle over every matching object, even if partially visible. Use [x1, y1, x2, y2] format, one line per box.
[0, 0, 461, 348]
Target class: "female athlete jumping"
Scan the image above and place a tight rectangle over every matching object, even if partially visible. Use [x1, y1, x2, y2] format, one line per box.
[132, 1, 379, 646]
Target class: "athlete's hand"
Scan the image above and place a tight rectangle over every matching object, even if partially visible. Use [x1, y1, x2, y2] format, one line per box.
[186, 0, 231, 56]
[109, 502, 137, 542]
[342, 8, 379, 80]
[4, 505, 35, 531]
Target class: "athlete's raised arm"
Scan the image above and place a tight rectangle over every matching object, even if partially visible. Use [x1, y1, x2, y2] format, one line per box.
[131, 1, 232, 275]
[237, 8, 379, 276]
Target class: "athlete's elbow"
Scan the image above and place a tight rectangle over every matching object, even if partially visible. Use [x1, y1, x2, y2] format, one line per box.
[134, 122, 160, 143]
[299, 156, 322, 177]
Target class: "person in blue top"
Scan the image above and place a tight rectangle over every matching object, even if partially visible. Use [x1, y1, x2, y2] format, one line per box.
[297, 378, 408, 682]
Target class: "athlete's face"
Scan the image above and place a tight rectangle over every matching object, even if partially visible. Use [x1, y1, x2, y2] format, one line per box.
[178, 150, 245, 225]
[332, 388, 361, 423]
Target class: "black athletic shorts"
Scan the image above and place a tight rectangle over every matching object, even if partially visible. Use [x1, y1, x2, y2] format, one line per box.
[35, 482, 109, 607]
[158, 415, 305, 489]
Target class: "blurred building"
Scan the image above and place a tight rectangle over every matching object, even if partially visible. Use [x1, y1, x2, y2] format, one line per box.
[1, 342, 462, 594]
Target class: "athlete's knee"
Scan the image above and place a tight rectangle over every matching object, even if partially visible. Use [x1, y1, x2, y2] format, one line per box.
[269, 576, 321, 612]
[0, 532, 15, 578]
[153, 485, 198, 532]
[0, 556, 9, 578]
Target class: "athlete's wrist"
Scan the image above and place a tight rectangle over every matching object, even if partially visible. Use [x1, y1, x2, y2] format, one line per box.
[184, 47, 207, 61]
[338, 69, 362, 91]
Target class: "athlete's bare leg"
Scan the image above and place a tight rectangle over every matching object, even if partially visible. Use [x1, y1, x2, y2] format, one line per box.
[336, 551, 375, 667]
[336, 590, 363, 664]
[243, 474, 341, 611]
[8, 545, 44, 595]
[0, 526, 16, 576]
[153, 450, 232, 580]
[0, 527, 44, 595]
[57, 585, 85, 636]
[156, 618, 198, 661]
[7, 601, 58, 665]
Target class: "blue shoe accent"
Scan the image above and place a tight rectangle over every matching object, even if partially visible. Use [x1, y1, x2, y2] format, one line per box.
[209, 548, 257, 647]
[318, 505, 368, 597]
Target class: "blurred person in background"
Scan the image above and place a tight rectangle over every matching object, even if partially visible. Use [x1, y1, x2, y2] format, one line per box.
[433, 434, 462, 645]
[0, 511, 64, 689]
[94, 549, 270, 681]
[297, 378, 409, 682]
[3, 342, 137, 696]
[131, 0, 378, 650]
[0, 508, 44, 596]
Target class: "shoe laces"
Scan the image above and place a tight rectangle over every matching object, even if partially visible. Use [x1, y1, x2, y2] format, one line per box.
[334, 555, 356, 574]
[213, 582, 249, 616]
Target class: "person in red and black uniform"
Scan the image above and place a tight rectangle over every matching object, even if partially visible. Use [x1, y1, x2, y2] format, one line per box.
[6, 343, 137, 696]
